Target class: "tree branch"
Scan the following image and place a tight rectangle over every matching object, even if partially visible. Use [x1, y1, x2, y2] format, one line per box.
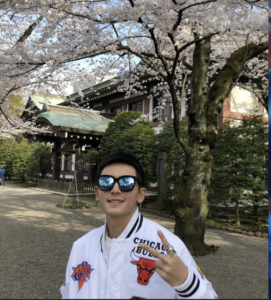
[207, 41, 268, 147]
[171, 0, 217, 32]
[16, 16, 43, 44]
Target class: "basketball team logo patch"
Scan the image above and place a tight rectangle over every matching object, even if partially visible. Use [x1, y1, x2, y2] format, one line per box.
[130, 248, 156, 285]
[71, 261, 94, 293]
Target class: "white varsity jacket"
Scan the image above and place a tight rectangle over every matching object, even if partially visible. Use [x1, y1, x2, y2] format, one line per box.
[60, 208, 218, 299]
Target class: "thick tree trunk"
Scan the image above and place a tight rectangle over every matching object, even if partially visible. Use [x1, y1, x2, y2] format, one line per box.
[171, 38, 267, 256]
[174, 146, 213, 256]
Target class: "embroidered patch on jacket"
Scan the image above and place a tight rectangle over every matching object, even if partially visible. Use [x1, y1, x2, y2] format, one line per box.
[130, 248, 156, 286]
[196, 264, 206, 279]
[71, 261, 94, 293]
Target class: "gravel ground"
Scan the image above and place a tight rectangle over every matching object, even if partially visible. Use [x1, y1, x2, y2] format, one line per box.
[0, 184, 268, 299]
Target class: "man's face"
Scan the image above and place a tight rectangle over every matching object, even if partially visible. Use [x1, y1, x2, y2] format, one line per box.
[94, 163, 146, 220]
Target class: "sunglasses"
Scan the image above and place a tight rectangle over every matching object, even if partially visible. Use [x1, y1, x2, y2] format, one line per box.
[97, 175, 141, 192]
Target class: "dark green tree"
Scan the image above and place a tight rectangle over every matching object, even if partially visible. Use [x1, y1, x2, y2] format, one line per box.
[156, 122, 188, 213]
[98, 111, 158, 187]
[0, 138, 34, 181]
[26, 143, 52, 180]
[209, 115, 268, 225]
[83, 148, 100, 165]
[82, 148, 100, 183]
[0, 138, 18, 179]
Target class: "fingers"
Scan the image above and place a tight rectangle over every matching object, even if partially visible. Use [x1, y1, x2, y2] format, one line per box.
[140, 231, 188, 287]
[139, 230, 170, 261]
[157, 230, 169, 251]
[139, 242, 165, 260]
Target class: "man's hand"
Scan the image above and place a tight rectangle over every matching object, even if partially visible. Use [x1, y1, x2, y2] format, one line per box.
[139, 230, 188, 287]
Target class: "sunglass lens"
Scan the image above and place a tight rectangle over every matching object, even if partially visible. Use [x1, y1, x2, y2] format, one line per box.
[98, 176, 114, 191]
[119, 176, 135, 192]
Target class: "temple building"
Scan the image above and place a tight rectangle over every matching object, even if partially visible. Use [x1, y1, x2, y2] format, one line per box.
[22, 94, 113, 184]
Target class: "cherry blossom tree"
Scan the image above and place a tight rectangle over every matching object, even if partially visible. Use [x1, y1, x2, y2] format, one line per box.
[0, 0, 267, 255]
[0, 8, 49, 137]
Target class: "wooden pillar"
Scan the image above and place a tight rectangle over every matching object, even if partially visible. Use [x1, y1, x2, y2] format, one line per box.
[75, 145, 84, 183]
[52, 141, 61, 181]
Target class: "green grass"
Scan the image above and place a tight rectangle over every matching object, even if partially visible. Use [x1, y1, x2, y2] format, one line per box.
[205, 219, 222, 227]
[206, 218, 262, 232]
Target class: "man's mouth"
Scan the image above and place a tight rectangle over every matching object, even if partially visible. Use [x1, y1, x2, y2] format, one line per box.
[107, 199, 124, 203]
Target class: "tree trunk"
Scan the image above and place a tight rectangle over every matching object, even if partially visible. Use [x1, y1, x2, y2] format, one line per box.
[235, 198, 240, 226]
[174, 146, 213, 256]
[171, 37, 267, 256]
[253, 200, 259, 216]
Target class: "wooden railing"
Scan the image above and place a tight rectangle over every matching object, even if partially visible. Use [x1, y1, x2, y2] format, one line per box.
[38, 179, 95, 193]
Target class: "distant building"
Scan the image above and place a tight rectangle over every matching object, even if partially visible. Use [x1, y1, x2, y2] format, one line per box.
[22, 94, 112, 184]
[57, 74, 267, 193]
[22, 93, 66, 120]
[22, 76, 267, 191]
[61, 74, 267, 131]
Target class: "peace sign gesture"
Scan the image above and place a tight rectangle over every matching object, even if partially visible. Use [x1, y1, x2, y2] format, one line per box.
[139, 230, 188, 287]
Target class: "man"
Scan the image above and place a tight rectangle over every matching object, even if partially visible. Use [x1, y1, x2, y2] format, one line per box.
[60, 152, 218, 299]
[0, 166, 6, 185]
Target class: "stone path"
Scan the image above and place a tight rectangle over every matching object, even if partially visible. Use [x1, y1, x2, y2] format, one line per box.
[0, 184, 268, 299]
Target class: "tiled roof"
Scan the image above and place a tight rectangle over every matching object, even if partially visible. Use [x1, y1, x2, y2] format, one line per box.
[36, 106, 112, 134]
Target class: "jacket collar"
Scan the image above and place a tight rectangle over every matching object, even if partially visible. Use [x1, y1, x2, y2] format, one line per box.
[100, 208, 144, 254]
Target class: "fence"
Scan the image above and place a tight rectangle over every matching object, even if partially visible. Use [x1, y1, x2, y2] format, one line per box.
[38, 179, 95, 194]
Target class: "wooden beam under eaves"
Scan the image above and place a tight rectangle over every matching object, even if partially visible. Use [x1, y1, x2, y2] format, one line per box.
[57, 146, 75, 152]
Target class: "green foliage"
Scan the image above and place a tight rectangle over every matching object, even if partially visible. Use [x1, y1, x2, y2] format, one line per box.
[98, 111, 158, 187]
[0, 138, 18, 178]
[13, 139, 34, 181]
[0, 139, 52, 181]
[209, 115, 268, 211]
[0, 138, 34, 181]
[83, 148, 100, 164]
[25, 143, 52, 180]
[156, 122, 188, 212]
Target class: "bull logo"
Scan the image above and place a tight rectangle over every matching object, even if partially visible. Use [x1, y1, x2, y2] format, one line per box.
[130, 248, 156, 285]
[71, 261, 93, 293]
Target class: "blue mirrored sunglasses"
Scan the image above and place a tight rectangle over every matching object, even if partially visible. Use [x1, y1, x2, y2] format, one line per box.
[97, 175, 141, 192]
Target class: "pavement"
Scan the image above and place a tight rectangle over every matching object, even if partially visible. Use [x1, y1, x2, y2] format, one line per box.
[0, 183, 268, 299]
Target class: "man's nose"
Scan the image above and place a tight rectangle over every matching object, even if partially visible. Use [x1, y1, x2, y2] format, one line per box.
[110, 181, 121, 193]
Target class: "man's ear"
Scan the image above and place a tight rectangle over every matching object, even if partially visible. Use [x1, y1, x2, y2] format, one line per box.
[94, 186, 100, 201]
[138, 187, 146, 204]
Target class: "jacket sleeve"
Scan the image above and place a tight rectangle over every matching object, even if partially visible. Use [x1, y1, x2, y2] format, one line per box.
[173, 266, 218, 299]
[60, 244, 75, 299]
[172, 243, 218, 299]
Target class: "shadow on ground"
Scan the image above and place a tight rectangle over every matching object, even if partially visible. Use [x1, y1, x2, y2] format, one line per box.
[0, 192, 268, 299]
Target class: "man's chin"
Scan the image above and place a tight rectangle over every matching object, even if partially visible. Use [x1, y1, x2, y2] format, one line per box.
[103, 206, 137, 219]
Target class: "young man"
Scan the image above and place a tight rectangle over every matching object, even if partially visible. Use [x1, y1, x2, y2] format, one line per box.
[60, 152, 218, 299]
